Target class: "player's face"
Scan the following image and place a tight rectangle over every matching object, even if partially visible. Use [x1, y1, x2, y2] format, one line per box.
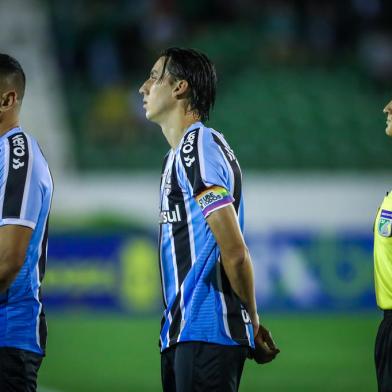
[384, 100, 392, 137]
[139, 57, 176, 123]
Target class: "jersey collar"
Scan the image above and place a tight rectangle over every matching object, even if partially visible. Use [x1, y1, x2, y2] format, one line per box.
[185, 121, 203, 135]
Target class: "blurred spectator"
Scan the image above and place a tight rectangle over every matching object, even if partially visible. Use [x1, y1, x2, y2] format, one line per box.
[140, 0, 181, 51]
[85, 83, 136, 146]
[261, 0, 299, 63]
[352, 0, 381, 20]
[305, 2, 338, 62]
[358, 30, 392, 85]
[86, 32, 123, 88]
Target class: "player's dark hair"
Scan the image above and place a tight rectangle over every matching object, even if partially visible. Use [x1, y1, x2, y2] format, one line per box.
[159, 47, 217, 122]
[0, 53, 26, 100]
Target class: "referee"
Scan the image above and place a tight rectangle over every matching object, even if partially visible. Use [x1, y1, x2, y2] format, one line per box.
[374, 99, 392, 392]
[139, 48, 279, 392]
[0, 54, 53, 391]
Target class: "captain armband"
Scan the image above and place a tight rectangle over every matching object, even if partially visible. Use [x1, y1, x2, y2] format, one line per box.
[195, 186, 234, 218]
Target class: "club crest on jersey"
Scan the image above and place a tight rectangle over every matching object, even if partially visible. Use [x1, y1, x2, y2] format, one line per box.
[182, 130, 196, 167]
[159, 204, 182, 224]
[379, 209, 392, 237]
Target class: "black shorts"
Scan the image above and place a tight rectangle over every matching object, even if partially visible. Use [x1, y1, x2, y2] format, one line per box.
[0, 347, 43, 392]
[375, 310, 392, 392]
[161, 341, 249, 392]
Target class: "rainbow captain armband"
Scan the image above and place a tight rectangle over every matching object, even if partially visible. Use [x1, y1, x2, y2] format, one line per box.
[195, 186, 234, 218]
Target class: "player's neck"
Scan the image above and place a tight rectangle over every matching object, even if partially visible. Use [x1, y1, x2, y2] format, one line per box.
[161, 112, 200, 149]
[0, 115, 19, 138]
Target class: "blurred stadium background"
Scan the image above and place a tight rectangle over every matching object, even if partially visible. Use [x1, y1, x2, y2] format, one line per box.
[2, 0, 392, 390]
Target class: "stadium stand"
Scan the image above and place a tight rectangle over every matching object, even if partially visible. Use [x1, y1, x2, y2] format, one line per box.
[46, 1, 392, 171]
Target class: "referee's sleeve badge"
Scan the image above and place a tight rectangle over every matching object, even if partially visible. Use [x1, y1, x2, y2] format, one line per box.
[378, 209, 392, 237]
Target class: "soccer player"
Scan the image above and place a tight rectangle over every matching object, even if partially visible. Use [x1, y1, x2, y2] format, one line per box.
[374, 99, 392, 392]
[139, 47, 279, 392]
[0, 54, 53, 391]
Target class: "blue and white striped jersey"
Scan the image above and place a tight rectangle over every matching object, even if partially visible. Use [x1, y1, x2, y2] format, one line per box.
[158, 121, 254, 351]
[0, 126, 53, 355]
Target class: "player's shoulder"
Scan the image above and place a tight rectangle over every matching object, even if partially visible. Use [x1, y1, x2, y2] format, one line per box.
[23, 131, 48, 163]
[198, 124, 233, 155]
[7, 130, 49, 173]
[1, 129, 32, 170]
[194, 122, 224, 143]
[179, 123, 224, 158]
[4, 129, 38, 151]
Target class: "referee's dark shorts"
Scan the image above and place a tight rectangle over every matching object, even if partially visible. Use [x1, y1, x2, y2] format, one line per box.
[161, 341, 249, 392]
[0, 347, 42, 392]
[375, 309, 392, 392]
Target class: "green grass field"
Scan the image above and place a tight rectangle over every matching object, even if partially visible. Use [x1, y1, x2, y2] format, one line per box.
[39, 313, 380, 392]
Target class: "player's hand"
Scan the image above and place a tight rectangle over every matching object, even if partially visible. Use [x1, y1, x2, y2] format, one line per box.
[248, 324, 280, 364]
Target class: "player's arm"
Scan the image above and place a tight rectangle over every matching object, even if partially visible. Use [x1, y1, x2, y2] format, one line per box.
[206, 204, 280, 363]
[0, 225, 32, 292]
[0, 133, 41, 293]
[206, 204, 258, 327]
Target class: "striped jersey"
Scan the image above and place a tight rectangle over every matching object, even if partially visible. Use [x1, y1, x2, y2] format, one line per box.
[374, 191, 392, 309]
[158, 121, 254, 351]
[0, 126, 53, 355]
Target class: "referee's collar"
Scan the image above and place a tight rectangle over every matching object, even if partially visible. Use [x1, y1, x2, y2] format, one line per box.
[0, 126, 22, 140]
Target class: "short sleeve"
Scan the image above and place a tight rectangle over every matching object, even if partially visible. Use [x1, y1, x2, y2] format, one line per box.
[179, 127, 234, 217]
[0, 133, 42, 229]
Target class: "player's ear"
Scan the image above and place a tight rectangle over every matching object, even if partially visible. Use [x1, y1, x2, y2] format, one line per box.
[0, 91, 17, 112]
[172, 80, 189, 99]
